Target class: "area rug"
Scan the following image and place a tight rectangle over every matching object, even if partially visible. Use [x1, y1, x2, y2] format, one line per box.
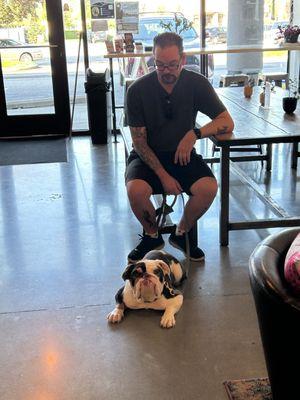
[223, 378, 272, 400]
[0, 138, 68, 166]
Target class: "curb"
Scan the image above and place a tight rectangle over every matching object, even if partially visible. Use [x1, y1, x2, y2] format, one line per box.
[7, 95, 86, 110]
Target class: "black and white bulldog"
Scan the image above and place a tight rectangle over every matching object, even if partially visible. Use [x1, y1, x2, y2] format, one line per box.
[107, 250, 185, 328]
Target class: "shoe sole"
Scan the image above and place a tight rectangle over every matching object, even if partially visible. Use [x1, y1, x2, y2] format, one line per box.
[169, 238, 205, 262]
[127, 243, 165, 263]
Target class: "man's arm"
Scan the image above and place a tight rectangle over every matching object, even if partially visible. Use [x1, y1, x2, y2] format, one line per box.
[174, 110, 234, 166]
[130, 126, 182, 194]
[197, 110, 234, 138]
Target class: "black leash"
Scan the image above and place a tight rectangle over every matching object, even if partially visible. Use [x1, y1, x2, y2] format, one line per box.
[156, 193, 191, 281]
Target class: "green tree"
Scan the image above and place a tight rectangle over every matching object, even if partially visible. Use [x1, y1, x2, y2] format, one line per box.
[0, 0, 40, 27]
[0, 0, 45, 43]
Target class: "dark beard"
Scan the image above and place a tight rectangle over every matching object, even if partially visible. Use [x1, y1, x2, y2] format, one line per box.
[161, 73, 177, 84]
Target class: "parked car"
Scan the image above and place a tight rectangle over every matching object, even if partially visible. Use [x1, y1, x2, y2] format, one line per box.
[0, 38, 43, 63]
[132, 12, 214, 79]
[206, 27, 227, 44]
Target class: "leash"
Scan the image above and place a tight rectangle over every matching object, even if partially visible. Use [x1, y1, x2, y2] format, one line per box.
[156, 193, 191, 282]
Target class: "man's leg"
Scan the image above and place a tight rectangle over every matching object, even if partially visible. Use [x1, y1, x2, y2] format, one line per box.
[126, 179, 158, 234]
[126, 179, 164, 261]
[178, 177, 218, 232]
[169, 176, 218, 261]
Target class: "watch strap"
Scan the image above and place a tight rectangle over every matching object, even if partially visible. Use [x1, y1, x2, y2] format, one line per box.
[193, 128, 202, 139]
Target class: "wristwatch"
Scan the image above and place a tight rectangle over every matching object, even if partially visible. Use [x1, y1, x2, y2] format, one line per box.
[193, 128, 202, 140]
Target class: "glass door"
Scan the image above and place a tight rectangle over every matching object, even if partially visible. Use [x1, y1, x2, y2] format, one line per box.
[0, 0, 70, 137]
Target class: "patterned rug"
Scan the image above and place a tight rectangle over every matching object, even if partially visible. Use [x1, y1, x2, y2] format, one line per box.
[223, 378, 272, 400]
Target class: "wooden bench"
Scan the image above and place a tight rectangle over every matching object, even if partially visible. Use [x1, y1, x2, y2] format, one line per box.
[119, 115, 198, 247]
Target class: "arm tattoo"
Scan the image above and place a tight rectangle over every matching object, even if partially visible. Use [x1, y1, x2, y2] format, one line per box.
[130, 126, 162, 172]
[216, 125, 228, 135]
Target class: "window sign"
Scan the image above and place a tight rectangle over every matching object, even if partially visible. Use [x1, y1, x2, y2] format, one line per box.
[115, 2, 139, 34]
[91, 0, 115, 19]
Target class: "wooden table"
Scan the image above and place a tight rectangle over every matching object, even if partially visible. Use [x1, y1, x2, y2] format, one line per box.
[104, 43, 300, 136]
[197, 86, 300, 246]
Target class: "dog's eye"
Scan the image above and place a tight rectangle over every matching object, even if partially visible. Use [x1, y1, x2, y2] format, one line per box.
[154, 268, 164, 282]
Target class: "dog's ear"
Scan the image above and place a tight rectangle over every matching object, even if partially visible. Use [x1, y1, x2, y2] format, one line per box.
[157, 261, 170, 277]
[122, 263, 136, 281]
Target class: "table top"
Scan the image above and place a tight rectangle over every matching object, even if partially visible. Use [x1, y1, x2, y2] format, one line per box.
[196, 86, 300, 146]
[104, 43, 300, 59]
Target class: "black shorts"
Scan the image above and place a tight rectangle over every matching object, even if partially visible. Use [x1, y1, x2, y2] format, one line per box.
[125, 149, 215, 195]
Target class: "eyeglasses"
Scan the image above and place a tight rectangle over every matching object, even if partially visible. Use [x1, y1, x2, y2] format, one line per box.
[154, 60, 181, 72]
[163, 96, 173, 120]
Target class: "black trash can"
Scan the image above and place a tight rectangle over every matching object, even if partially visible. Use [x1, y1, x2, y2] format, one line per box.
[85, 68, 112, 144]
[249, 228, 300, 400]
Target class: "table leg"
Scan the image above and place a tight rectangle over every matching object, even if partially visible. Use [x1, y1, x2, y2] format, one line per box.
[109, 58, 117, 142]
[266, 143, 272, 171]
[220, 146, 230, 246]
[292, 142, 298, 169]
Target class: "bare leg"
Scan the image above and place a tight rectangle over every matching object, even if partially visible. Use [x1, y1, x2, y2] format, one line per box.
[126, 179, 158, 234]
[178, 177, 218, 232]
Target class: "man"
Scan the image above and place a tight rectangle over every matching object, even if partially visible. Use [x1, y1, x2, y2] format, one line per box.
[125, 32, 234, 262]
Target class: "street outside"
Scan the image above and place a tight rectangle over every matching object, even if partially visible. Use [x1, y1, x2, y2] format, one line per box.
[2, 39, 289, 130]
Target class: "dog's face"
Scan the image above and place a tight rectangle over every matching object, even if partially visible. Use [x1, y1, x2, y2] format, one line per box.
[122, 260, 170, 303]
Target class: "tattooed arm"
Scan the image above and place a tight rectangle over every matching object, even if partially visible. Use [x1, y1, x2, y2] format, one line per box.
[130, 126, 183, 195]
[174, 110, 234, 166]
[198, 110, 234, 139]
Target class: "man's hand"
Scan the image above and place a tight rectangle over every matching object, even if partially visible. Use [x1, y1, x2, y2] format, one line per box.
[161, 175, 183, 195]
[174, 130, 196, 166]
[157, 169, 182, 195]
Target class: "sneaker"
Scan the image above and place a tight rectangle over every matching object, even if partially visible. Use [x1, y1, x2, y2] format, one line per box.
[169, 231, 205, 262]
[128, 233, 165, 262]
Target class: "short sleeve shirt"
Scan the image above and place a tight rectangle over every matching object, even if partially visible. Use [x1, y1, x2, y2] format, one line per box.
[126, 69, 226, 152]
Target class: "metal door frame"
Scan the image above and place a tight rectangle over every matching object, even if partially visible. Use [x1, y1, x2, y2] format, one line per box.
[0, 0, 70, 137]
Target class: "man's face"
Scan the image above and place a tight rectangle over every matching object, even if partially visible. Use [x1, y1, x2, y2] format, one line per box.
[154, 45, 185, 85]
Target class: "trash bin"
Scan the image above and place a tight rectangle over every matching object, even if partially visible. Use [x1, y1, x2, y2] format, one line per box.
[85, 68, 112, 144]
[249, 228, 300, 400]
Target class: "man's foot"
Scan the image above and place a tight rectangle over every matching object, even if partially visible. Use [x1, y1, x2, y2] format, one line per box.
[128, 233, 165, 262]
[169, 231, 205, 262]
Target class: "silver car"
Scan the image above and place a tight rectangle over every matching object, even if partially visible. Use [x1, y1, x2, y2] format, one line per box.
[0, 38, 44, 63]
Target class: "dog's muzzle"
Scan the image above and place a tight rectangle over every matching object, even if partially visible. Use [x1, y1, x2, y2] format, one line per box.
[139, 278, 158, 302]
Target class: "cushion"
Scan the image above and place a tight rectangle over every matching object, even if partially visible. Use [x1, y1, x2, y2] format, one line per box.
[284, 233, 300, 295]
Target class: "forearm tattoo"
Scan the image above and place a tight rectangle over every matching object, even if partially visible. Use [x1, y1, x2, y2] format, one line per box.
[130, 127, 162, 172]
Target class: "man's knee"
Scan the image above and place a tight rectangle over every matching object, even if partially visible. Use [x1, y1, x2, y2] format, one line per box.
[190, 177, 218, 200]
[126, 179, 153, 204]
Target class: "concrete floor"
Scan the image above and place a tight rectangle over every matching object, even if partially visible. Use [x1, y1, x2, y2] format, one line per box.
[0, 136, 298, 399]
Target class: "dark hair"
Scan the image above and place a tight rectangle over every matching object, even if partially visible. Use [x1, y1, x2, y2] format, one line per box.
[153, 32, 183, 55]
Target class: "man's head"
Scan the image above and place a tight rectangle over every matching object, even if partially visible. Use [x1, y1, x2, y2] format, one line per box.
[153, 32, 186, 86]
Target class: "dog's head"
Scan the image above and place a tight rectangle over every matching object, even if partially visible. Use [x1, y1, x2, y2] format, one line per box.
[122, 260, 171, 303]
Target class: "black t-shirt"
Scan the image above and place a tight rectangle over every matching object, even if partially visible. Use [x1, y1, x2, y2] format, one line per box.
[126, 69, 226, 152]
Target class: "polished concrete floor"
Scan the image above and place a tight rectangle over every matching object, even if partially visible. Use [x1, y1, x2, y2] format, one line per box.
[0, 136, 299, 399]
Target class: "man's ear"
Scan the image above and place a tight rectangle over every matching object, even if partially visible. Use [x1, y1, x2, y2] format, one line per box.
[181, 52, 186, 66]
[122, 263, 136, 281]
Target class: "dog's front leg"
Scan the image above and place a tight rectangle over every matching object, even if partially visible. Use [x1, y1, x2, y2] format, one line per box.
[107, 303, 125, 324]
[160, 295, 183, 328]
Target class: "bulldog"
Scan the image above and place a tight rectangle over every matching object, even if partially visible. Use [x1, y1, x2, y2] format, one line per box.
[107, 250, 185, 328]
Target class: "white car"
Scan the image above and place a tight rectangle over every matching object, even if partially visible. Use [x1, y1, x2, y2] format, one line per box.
[0, 38, 44, 63]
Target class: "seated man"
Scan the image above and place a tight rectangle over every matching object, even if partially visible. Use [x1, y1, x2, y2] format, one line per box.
[125, 32, 234, 262]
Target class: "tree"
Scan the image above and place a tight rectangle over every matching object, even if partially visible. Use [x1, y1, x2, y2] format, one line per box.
[0, 0, 40, 27]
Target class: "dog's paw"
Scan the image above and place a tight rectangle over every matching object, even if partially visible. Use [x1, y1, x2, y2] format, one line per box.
[160, 313, 176, 328]
[107, 308, 124, 324]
